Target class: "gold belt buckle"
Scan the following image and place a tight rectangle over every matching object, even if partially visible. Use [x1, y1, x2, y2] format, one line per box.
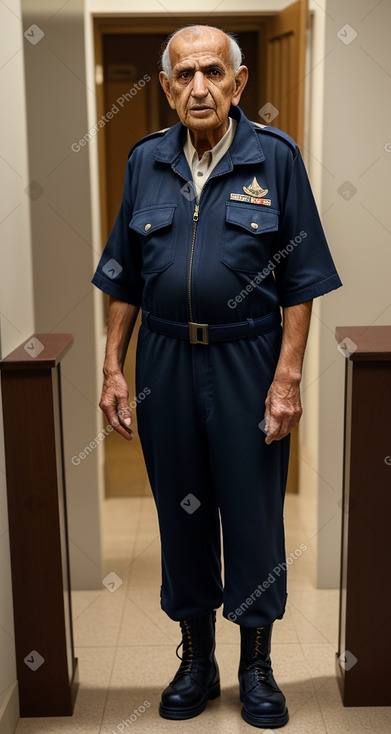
[188, 322, 209, 345]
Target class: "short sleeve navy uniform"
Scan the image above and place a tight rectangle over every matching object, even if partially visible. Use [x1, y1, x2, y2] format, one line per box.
[92, 106, 342, 626]
[92, 105, 341, 322]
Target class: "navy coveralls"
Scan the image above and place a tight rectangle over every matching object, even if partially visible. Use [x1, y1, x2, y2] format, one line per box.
[92, 106, 342, 626]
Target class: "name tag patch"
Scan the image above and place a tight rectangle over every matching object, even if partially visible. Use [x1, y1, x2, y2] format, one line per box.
[230, 193, 271, 206]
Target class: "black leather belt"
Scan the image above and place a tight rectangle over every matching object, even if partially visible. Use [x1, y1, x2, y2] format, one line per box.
[142, 310, 281, 345]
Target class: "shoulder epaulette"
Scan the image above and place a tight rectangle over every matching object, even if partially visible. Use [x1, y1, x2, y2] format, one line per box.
[250, 121, 297, 154]
[127, 128, 170, 158]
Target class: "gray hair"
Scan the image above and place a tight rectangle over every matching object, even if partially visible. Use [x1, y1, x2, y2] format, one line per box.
[161, 25, 243, 79]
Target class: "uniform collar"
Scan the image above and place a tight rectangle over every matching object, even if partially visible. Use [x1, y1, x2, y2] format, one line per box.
[183, 116, 236, 170]
[151, 106, 265, 168]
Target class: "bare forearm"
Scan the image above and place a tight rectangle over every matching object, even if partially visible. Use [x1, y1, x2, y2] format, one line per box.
[99, 297, 139, 440]
[274, 300, 313, 383]
[264, 300, 312, 444]
[103, 297, 140, 375]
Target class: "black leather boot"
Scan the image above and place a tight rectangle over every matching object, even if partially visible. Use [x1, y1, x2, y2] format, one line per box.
[239, 624, 288, 729]
[159, 611, 220, 720]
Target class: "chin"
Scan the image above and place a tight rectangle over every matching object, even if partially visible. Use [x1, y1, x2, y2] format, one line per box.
[185, 113, 217, 129]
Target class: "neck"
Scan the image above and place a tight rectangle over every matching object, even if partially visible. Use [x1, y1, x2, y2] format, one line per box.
[189, 119, 229, 158]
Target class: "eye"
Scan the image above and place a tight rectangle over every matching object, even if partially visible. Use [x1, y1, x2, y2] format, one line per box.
[207, 68, 222, 78]
[177, 71, 192, 81]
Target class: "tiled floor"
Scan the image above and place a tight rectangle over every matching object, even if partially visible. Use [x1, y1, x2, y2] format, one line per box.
[15, 480, 391, 733]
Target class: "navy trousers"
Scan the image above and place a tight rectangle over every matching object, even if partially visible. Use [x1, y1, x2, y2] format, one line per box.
[135, 323, 290, 627]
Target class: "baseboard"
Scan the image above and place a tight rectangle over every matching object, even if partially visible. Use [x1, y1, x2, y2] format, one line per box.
[0, 682, 19, 734]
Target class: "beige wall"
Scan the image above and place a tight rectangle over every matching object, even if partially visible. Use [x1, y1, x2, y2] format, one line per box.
[89, 0, 288, 13]
[0, 0, 33, 722]
[21, 0, 103, 589]
[0, 1, 104, 724]
[305, 0, 391, 586]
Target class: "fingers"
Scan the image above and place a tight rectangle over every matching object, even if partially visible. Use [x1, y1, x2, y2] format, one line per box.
[264, 414, 282, 445]
[117, 399, 132, 430]
[264, 411, 301, 443]
[100, 397, 133, 440]
[265, 416, 294, 444]
[263, 382, 302, 444]
[99, 375, 133, 441]
[112, 407, 133, 440]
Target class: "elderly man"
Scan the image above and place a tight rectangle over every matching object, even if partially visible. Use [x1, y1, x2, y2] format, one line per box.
[92, 25, 341, 729]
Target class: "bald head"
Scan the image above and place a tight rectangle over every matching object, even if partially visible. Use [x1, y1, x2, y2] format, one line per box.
[161, 25, 242, 78]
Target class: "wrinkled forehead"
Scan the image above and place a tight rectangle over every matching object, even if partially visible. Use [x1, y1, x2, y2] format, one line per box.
[169, 27, 232, 70]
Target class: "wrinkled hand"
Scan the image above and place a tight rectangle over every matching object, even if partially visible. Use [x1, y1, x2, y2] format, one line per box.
[99, 371, 133, 440]
[263, 378, 302, 444]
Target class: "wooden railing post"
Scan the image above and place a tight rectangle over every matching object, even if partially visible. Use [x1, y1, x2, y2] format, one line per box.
[335, 325, 391, 706]
[0, 333, 79, 717]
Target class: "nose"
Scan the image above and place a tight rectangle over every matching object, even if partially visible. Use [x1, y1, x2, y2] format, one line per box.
[191, 70, 208, 99]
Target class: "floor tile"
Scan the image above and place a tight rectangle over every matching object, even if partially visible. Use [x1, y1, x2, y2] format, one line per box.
[316, 675, 391, 733]
[73, 589, 126, 648]
[15, 648, 115, 733]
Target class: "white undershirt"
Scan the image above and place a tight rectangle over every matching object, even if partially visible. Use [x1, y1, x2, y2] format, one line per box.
[183, 117, 237, 200]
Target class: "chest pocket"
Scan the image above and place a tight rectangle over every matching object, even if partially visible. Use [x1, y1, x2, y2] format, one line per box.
[220, 202, 280, 274]
[129, 204, 176, 273]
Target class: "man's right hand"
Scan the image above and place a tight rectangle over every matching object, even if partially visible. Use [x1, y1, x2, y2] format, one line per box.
[99, 298, 140, 440]
[99, 370, 133, 440]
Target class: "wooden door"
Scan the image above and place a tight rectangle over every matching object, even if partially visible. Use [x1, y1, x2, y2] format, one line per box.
[97, 35, 165, 497]
[265, 0, 307, 151]
[265, 0, 308, 492]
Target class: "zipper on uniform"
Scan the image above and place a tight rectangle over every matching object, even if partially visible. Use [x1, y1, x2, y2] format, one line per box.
[187, 202, 199, 322]
[184, 164, 231, 323]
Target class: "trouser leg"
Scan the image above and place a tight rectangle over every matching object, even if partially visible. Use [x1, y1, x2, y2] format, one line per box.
[205, 328, 289, 626]
[136, 326, 223, 620]
[136, 325, 289, 625]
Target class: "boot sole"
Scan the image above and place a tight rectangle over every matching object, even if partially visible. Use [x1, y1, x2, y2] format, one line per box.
[159, 680, 220, 720]
[241, 705, 289, 729]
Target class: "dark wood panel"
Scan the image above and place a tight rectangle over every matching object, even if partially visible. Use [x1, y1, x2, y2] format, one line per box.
[336, 325, 391, 361]
[0, 333, 73, 370]
[336, 327, 391, 706]
[0, 340, 78, 716]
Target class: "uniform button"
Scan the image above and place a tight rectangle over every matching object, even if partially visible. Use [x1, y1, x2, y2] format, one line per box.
[251, 222, 259, 230]
[197, 171, 204, 177]
[144, 223, 152, 231]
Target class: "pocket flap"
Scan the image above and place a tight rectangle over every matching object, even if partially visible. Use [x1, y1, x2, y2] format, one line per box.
[129, 205, 176, 235]
[225, 202, 279, 234]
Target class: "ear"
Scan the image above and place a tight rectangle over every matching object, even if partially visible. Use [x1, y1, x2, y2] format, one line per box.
[159, 71, 177, 111]
[231, 66, 249, 107]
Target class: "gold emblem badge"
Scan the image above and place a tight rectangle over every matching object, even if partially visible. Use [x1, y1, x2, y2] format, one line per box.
[243, 177, 268, 198]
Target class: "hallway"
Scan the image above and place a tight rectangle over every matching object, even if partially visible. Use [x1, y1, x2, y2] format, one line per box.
[15, 480, 391, 733]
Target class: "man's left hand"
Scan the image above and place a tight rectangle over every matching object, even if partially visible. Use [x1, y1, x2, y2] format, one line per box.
[263, 378, 302, 444]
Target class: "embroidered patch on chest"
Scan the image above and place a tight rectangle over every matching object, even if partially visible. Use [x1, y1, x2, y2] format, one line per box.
[229, 193, 271, 206]
[230, 177, 271, 206]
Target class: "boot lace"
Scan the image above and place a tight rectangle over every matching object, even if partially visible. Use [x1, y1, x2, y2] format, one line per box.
[253, 626, 265, 656]
[253, 664, 269, 682]
[251, 626, 270, 682]
[175, 620, 195, 675]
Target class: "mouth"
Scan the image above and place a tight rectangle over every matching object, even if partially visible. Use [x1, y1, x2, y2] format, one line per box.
[189, 106, 215, 113]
